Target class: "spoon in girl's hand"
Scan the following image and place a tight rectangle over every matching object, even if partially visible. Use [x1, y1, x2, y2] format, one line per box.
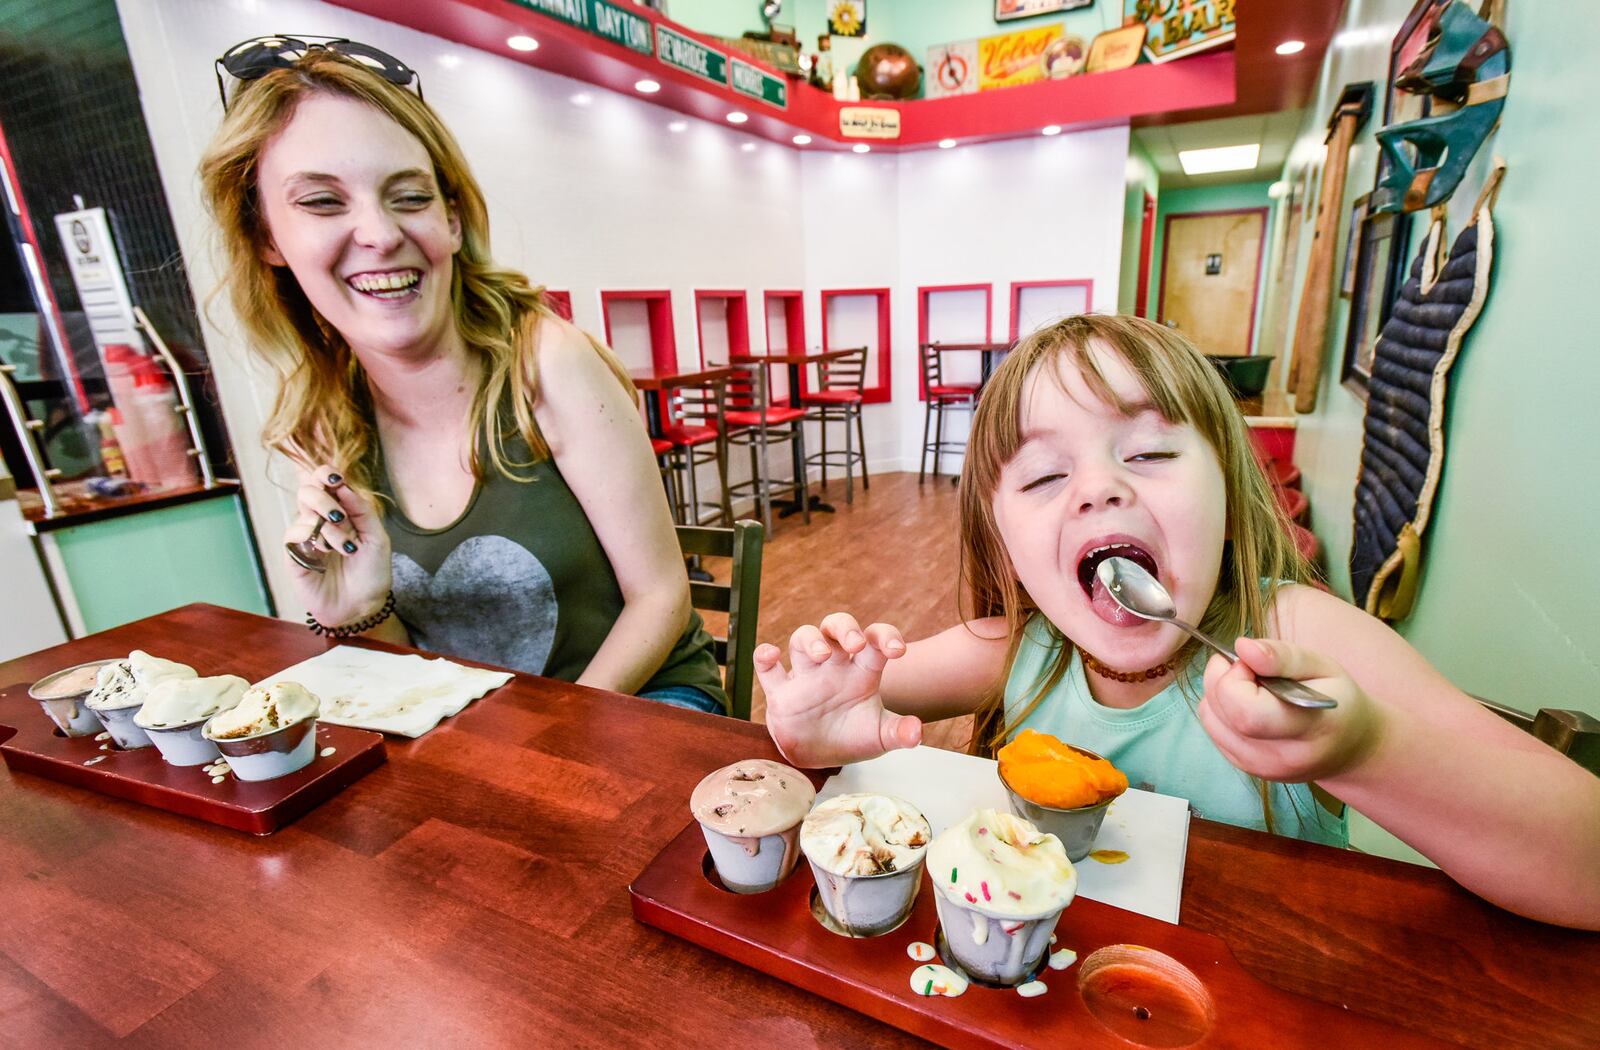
[1096, 557, 1337, 710]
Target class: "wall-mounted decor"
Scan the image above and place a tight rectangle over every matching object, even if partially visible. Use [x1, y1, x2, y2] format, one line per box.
[1127, 0, 1235, 64]
[1042, 34, 1088, 78]
[828, 0, 866, 38]
[1085, 24, 1146, 72]
[1340, 194, 1369, 299]
[977, 23, 1062, 91]
[926, 39, 978, 97]
[997, 0, 1093, 22]
[1340, 208, 1403, 391]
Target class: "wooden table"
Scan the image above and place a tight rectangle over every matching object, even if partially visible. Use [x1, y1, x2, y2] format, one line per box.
[627, 364, 741, 438]
[2, 605, 1596, 1047]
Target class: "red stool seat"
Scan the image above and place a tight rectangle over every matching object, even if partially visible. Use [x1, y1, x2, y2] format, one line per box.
[1290, 523, 1321, 563]
[724, 406, 806, 426]
[802, 389, 863, 405]
[928, 384, 979, 399]
[661, 424, 718, 447]
[1277, 486, 1310, 525]
[1265, 458, 1302, 490]
[649, 437, 673, 456]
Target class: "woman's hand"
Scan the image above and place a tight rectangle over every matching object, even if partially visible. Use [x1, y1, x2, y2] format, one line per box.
[754, 612, 922, 768]
[1198, 637, 1384, 784]
[282, 465, 393, 628]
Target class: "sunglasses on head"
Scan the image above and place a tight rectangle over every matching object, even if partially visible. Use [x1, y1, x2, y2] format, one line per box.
[215, 35, 423, 111]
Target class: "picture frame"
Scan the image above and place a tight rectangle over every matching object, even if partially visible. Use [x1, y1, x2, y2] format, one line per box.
[1341, 194, 1370, 299]
[996, 0, 1092, 23]
[1340, 207, 1412, 395]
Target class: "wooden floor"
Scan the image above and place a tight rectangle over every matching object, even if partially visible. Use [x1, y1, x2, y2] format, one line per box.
[703, 470, 976, 753]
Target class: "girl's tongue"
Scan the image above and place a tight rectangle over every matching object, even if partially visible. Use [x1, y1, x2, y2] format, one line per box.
[1088, 573, 1147, 627]
[1078, 543, 1160, 628]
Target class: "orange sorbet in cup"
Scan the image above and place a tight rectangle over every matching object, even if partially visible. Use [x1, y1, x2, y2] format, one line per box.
[999, 729, 1128, 810]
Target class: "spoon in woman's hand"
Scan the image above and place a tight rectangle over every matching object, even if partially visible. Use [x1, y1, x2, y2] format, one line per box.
[286, 517, 329, 574]
[1095, 557, 1337, 710]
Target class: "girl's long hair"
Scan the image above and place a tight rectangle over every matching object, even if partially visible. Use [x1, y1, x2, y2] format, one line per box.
[959, 315, 1311, 829]
[199, 50, 629, 496]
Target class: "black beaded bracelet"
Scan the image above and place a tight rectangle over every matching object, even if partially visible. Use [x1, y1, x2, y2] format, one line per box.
[307, 593, 397, 638]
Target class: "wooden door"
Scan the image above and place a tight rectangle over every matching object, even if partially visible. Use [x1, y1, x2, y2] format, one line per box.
[1158, 208, 1267, 357]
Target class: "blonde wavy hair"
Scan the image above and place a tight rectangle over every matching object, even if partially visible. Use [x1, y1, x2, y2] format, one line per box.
[960, 315, 1311, 825]
[199, 49, 630, 496]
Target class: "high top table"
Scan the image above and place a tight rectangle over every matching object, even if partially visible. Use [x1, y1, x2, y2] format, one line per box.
[0, 604, 1595, 1047]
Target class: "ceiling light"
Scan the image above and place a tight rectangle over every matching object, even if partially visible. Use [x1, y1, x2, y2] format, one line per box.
[1041, 125, 1062, 136]
[792, 134, 812, 146]
[1275, 40, 1306, 56]
[635, 79, 661, 94]
[570, 92, 593, 106]
[1267, 180, 1288, 199]
[1178, 143, 1261, 175]
[726, 111, 748, 124]
[741, 142, 756, 152]
[668, 120, 688, 133]
[852, 143, 870, 154]
[507, 35, 539, 52]
[437, 55, 461, 69]
[938, 138, 957, 149]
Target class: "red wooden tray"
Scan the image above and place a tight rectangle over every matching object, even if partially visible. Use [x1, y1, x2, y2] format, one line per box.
[0, 684, 385, 835]
[629, 821, 1448, 1049]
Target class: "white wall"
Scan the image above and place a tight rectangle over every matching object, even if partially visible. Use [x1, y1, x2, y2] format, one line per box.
[116, 0, 1130, 613]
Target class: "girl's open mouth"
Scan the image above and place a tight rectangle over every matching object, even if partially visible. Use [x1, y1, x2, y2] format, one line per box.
[1077, 540, 1160, 628]
[346, 269, 422, 302]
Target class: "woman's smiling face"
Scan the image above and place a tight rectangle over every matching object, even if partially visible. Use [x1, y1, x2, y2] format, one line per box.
[255, 92, 462, 360]
[991, 343, 1228, 672]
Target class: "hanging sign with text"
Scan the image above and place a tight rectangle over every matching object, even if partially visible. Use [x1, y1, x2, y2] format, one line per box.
[839, 106, 901, 139]
[730, 57, 787, 108]
[512, 0, 654, 56]
[656, 24, 728, 86]
[1126, 0, 1236, 64]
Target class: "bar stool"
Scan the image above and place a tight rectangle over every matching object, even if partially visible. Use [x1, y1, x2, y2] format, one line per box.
[650, 436, 680, 518]
[724, 363, 810, 534]
[661, 378, 732, 527]
[801, 347, 869, 504]
[919, 344, 980, 485]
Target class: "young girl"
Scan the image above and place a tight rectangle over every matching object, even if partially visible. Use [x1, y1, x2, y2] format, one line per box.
[199, 39, 724, 711]
[756, 314, 1600, 930]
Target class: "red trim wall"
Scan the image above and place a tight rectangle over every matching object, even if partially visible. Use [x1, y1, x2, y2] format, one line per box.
[600, 289, 676, 372]
[761, 290, 805, 407]
[820, 288, 891, 405]
[1135, 193, 1156, 318]
[1154, 206, 1270, 356]
[916, 283, 992, 401]
[1008, 279, 1094, 341]
[543, 289, 573, 321]
[691, 289, 749, 368]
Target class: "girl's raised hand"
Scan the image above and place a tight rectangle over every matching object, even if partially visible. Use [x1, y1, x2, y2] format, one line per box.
[282, 465, 393, 629]
[755, 612, 921, 769]
[1198, 637, 1382, 784]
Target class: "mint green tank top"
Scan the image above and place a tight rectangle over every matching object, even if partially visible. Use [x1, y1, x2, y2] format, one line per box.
[1003, 615, 1347, 847]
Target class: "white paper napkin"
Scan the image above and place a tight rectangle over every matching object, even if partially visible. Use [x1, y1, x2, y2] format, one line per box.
[261, 645, 513, 738]
[817, 746, 1191, 924]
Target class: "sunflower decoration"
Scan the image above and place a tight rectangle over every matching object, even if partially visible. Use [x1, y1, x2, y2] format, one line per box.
[828, 0, 866, 39]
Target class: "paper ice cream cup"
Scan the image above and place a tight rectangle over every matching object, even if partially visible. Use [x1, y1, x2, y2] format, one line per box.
[207, 717, 317, 782]
[144, 719, 221, 766]
[932, 889, 1065, 987]
[94, 704, 153, 750]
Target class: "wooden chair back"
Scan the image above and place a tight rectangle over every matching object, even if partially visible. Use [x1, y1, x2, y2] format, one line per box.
[1478, 697, 1600, 774]
[816, 347, 868, 393]
[678, 520, 765, 720]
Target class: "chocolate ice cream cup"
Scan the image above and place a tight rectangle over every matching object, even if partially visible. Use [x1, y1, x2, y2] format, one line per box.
[28, 660, 113, 738]
[932, 888, 1068, 987]
[144, 719, 222, 766]
[807, 856, 926, 937]
[93, 704, 153, 750]
[999, 760, 1120, 863]
[205, 717, 317, 782]
[698, 821, 803, 894]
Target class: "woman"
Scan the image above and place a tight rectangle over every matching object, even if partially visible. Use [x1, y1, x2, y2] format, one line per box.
[199, 38, 726, 712]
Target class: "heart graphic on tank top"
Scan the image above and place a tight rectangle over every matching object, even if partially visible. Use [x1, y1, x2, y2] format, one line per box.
[392, 535, 558, 676]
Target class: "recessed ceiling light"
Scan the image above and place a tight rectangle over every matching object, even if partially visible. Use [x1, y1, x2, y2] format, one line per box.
[437, 55, 461, 69]
[938, 138, 957, 149]
[1041, 125, 1062, 137]
[570, 92, 593, 106]
[1275, 40, 1306, 56]
[726, 111, 748, 124]
[635, 79, 661, 94]
[792, 134, 812, 146]
[1178, 143, 1261, 175]
[741, 142, 757, 152]
[668, 120, 688, 133]
[507, 35, 539, 52]
[852, 143, 870, 153]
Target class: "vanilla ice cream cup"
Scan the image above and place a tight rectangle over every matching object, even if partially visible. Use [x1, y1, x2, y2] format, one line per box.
[29, 661, 116, 738]
[802, 793, 930, 937]
[94, 705, 153, 750]
[691, 759, 815, 894]
[144, 720, 221, 766]
[136, 675, 248, 766]
[206, 717, 318, 781]
[927, 809, 1077, 986]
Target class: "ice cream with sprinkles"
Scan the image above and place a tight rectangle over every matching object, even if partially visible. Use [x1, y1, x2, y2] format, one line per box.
[927, 809, 1076, 916]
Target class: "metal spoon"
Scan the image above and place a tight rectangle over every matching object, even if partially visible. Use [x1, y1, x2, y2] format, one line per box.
[286, 517, 329, 574]
[1095, 557, 1337, 710]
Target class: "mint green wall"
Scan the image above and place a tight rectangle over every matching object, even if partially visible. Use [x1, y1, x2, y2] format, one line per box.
[1273, 0, 1600, 864]
[1148, 179, 1277, 353]
[51, 494, 270, 632]
[1117, 137, 1159, 314]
